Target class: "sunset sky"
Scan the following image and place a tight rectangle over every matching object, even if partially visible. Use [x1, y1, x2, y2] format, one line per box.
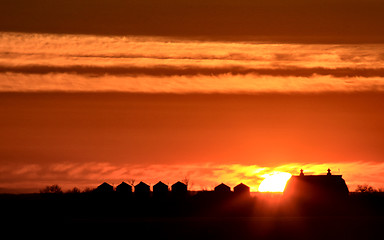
[1, 0, 384, 193]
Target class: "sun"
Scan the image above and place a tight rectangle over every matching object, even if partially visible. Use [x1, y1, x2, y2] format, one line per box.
[258, 172, 292, 192]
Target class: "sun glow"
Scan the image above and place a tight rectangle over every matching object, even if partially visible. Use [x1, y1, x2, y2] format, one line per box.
[258, 172, 292, 192]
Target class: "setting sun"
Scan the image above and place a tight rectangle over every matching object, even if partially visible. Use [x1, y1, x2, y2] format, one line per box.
[258, 172, 292, 192]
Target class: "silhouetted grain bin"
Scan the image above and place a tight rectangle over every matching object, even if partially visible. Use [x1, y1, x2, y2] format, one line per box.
[116, 181, 132, 194]
[95, 182, 114, 193]
[214, 183, 231, 193]
[284, 169, 349, 204]
[171, 181, 188, 194]
[153, 181, 169, 195]
[135, 181, 150, 197]
[234, 183, 250, 196]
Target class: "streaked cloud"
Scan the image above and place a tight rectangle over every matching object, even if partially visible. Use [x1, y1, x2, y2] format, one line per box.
[1, 72, 384, 93]
[1, 32, 384, 93]
[2, 65, 384, 78]
[1, 33, 384, 193]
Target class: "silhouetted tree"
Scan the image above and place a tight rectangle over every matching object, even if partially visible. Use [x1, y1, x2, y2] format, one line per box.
[66, 187, 81, 194]
[127, 178, 136, 188]
[40, 184, 63, 194]
[82, 187, 94, 193]
[356, 185, 377, 193]
[181, 177, 190, 190]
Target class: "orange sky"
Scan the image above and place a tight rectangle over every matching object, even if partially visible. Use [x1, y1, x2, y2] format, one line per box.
[0, 1, 384, 193]
[1, 33, 384, 93]
[1, 92, 384, 192]
[1, 0, 384, 43]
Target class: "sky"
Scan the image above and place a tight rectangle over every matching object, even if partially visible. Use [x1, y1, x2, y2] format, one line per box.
[1, 0, 384, 43]
[1, 1, 384, 193]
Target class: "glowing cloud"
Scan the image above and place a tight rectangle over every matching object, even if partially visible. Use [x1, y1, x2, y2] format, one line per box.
[1, 161, 384, 193]
[1, 32, 384, 93]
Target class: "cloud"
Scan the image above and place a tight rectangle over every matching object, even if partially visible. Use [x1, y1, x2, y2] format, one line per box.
[2, 32, 384, 68]
[1, 161, 384, 193]
[2, 64, 384, 78]
[2, 72, 384, 93]
[1, 32, 384, 93]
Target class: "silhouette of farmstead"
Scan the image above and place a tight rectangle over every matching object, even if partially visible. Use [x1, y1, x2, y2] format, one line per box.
[284, 168, 349, 204]
[95, 182, 113, 193]
[116, 182, 132, 194]
[214, 183, 231, 193]
[171, 181, 188, 196]
[135, 181, 151, 197]
[94, 181, 253, 198]
[153, 181, 169, 197]
[234, 183, 250, 196]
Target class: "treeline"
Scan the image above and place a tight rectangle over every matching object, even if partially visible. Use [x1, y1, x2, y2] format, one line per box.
[1, 185, 384, 220]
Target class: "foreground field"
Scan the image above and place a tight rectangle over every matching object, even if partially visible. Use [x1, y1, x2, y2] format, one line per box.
[2, 192, 384, 239]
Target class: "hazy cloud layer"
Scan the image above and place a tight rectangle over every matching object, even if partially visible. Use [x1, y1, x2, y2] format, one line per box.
[2, 73, 384, 93]
[2, 65, 384, 78]
[1, 32, 384, 93]
[1, 161, 383, 193]
[1, 91, 383, 193]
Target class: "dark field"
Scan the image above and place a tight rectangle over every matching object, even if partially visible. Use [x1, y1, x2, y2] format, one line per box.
[64, 216, 384, 240]
[2, 192, 384, 239]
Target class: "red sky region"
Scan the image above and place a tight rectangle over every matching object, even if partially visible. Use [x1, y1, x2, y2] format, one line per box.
[0, 92, 384, 192]
[1, 0, 384, 43]
[1, 0, 384, 193]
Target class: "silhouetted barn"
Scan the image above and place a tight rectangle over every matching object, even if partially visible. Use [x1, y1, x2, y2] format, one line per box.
[116, 182, 132, 194]
[153, 181, 169, 195]
[284, 169, 349, 204]
[134, 181, 150, 196]
[214, 183, 231, 193]
[95, 182, 114, 193]
[171, 181, 188, 194]
[234, 183, 250, 196]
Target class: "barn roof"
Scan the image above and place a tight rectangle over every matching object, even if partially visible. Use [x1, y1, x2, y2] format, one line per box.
[154, 181, 168, 187]
[117, 181, 130, 187]
[134, 181, 150, 192]
[171, 181, 187, 193]
[172, 181, 187, 188]
[97, 182, 113, 188]
[284, 169, 349, 200]
[95, 182, 114, 193]
[116, 182, 132, 192]
[153, 181, 169, 192]
[214, 183, 231, 192]
[234, 183, 250, 191]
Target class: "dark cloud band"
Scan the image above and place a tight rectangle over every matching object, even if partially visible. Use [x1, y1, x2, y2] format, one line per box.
[1, 64, 384, 78]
